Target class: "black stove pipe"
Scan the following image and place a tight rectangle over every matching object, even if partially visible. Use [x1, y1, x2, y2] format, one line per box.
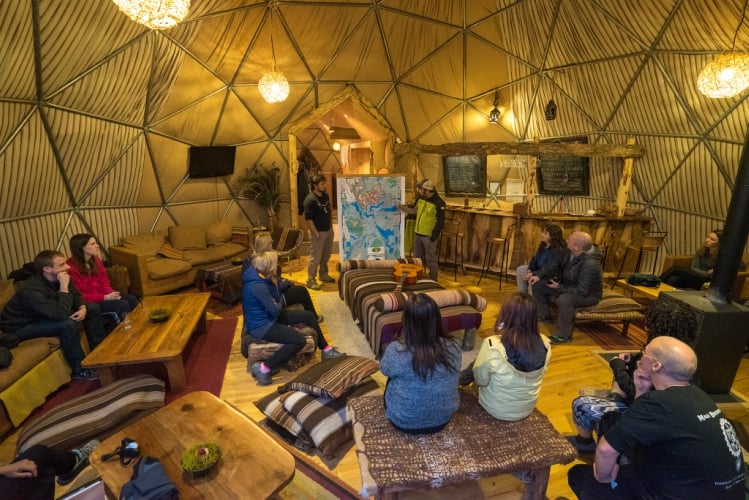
[708, 123, 749, 304]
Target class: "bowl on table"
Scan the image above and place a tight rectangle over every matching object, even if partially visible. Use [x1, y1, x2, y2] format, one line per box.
[148, 308, 171, 323]
[181, 443, 221, 479]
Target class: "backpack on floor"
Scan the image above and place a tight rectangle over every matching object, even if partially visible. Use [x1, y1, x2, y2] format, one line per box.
[626, 273, 661, 288]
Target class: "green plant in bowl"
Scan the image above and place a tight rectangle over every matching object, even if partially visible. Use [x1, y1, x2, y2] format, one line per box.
[231, 257, 244, 266]
[181, 442, 221, 478]
[148, 308, 171, 323]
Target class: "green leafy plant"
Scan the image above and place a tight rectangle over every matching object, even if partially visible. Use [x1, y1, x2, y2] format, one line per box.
[181, 442, 221, 477]
[233, 163, 288, 215]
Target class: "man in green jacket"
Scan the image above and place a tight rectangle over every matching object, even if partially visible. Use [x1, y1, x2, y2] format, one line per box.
[398, 179, 445, 280]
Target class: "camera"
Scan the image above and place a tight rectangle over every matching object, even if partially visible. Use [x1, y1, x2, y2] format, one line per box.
[121, 438, 140, 458]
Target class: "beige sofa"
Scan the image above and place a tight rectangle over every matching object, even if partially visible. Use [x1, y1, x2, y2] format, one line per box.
[110, 219, 252, 297]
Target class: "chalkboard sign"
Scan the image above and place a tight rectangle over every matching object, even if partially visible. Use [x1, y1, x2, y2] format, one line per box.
[442, 155, 487, 196]
[537, 156, 589, 195]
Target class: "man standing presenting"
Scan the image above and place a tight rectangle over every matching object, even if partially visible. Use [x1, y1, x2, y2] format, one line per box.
[568, 336, 745, 499]
[398, 179, 445, 281]
[304, 174, 334, 290]
[531, 231, 602, 344]
[0, 250, 106, 379]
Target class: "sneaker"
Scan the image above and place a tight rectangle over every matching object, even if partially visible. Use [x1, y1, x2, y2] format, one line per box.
[57, 439, 100, 485]
[307, 281, 321, 291]
[550, 334, 572, 345]
[250, 362, 273, 386]
[317, 315, 324, 323]
[566, 435, 596, 454]
[72, 368, 99, 380]
[319, 276, 336, 283]
[321, 347, 345, 360]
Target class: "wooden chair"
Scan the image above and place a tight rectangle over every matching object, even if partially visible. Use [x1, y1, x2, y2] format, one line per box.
[438, 214, 465, 280]
[477, 223, 516, 290]
[612, 231, 668, 286]
[272, 227, 304, 269]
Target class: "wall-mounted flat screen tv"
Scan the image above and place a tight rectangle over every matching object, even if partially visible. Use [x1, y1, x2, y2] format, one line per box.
[188, 146, 236, 178]
[443, 154, 487, 196]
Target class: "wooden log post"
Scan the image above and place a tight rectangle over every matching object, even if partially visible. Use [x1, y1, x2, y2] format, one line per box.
[615, 137, 637, 217]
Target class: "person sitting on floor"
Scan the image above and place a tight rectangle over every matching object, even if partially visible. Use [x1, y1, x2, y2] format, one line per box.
[471, 292, 552, 421]
[0, 441, 99, 498]
[0, 250, 106, 380]
[380, 294, 461, 434]
[532, 231, 603, 345]
[67, 233, 138, 332]
[242, 250, 343, 386]
[516, 224, 568, 294]
[566, 298, 698, 454]
[567, 337, 745, 499]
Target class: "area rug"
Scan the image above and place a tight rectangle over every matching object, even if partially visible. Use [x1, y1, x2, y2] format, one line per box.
[577, 321, 647, 351]
[315, 292, 482, 368]
[23, 318, 237, 423]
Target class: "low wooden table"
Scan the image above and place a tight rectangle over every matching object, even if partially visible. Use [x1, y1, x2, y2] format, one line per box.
[90, 391, 295, 499]
[82, 293, 210, 391]
[616, 279, 676, 300]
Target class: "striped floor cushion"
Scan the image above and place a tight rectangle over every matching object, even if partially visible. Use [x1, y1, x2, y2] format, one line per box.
[16, 374, 165, 454]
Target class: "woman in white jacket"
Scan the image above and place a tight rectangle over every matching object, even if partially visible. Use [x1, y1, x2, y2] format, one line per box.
[473, 292, 551, 421]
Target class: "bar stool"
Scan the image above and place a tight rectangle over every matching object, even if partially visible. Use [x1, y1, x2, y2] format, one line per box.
[477, 224, 515, 290]
[438, 216, 465, 281]
[612, 231, 668, 287]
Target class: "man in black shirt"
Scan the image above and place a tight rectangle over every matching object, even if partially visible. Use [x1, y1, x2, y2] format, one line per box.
[303, 174, 334, 290]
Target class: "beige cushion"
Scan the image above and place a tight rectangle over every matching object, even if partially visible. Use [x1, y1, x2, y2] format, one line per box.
[182, 248, 227, 266]
[0, 338, 60, 392]
[206, 219, 233, 246]
[578, 291, 643, 313]
[120, 231, 165, 255]
[168, 226, 207, 250]
[157, 242, 184, 259]
[146, 257, 192, 279]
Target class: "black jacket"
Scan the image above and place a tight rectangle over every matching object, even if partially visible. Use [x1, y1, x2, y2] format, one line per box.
[558, 246, 603, 299]
[0, 274, 85, 332]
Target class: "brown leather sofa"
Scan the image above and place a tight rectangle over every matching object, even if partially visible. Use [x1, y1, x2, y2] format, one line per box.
[110, 219, 252, 297]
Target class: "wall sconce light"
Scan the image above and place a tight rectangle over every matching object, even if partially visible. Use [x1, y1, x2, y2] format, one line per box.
[332, 142, 341, 152]
[489, 91, 500, 124]
[545, 99, 557, 121]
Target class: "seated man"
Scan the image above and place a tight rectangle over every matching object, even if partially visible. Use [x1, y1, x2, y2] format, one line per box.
[531, 231, 602, 344]
[0, 250, 106, 380]
[568, 337, 745, 499]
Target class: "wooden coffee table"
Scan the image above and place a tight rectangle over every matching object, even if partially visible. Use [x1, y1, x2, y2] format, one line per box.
[615, 279, 677, 300]
[82, 293, 210, 391]
[90, 391, 295, 499]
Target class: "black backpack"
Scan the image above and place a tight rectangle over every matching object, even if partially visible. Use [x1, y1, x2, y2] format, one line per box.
[626, 273, 661, 288]
[119, 456, 178, 500]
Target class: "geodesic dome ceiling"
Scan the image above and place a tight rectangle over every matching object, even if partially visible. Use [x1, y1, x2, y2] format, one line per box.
[1, 0, 748, 278]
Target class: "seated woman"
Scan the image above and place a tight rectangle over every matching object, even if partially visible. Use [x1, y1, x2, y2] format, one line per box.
[660, 229, 736, 290]
[380, 294, 461, 434]
[67, 233, 138, 330]
[242, 251, 342, 386]
[472, 292, 551, 421]
[566, 299, 698, 453]
[516, 225, 568, 293]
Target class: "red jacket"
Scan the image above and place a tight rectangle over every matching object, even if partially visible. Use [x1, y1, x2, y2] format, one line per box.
[66, 256, 114, 303]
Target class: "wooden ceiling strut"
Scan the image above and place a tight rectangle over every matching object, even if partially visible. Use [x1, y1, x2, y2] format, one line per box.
[394, 141, 644, 158]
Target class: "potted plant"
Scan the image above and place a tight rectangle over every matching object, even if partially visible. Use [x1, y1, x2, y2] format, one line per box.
[233, 163, 288, 228]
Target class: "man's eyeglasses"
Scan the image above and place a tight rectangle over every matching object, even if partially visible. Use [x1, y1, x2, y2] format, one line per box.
[640, 346, 660, 365]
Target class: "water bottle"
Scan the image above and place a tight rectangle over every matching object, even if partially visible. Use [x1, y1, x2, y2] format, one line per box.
[122, 312, 132, 330]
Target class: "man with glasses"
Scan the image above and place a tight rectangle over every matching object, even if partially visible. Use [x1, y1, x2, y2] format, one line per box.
[568, 336, 745, 499]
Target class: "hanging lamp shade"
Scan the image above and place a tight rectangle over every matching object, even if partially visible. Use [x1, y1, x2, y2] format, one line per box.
[489, 90, 500, 124]
[258, 71, 290, 103]
[697, 53, 749, 98]
[111, 0, 190, 29]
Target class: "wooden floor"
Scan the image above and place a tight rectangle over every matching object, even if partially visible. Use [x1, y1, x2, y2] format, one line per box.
[4, 254, 749, 499]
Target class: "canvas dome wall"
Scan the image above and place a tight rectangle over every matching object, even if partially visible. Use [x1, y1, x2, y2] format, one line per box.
[1, 0, 747, 279]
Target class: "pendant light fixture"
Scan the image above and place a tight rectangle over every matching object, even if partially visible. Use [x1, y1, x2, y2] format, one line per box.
[258, 0, 290, 104]
[697, 0, 749, 98]
[489, 91, 500, 124]
[111, 0, 190, 30]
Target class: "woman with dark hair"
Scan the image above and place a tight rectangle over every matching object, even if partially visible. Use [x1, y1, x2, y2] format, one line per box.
[566, 299, 698, 453]
[472, 292, 551, 421]
[380, 294, 461, 434]
[516, 225, 568, 293]
[67, 234, 138, 329]
[660, 229, 725, 290]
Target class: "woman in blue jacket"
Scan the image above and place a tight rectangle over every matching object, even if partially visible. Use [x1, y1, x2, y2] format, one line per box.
[516, 225, 568, 293]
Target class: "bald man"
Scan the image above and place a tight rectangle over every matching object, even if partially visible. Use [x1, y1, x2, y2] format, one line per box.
[531, 231, 602, 344]
[568, 337, 745, 499]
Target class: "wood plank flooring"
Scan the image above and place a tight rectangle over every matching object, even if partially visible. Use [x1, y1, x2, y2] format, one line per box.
[4, 255, 749, 499]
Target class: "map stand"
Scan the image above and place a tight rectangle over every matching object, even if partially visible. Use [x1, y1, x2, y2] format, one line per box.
[485, 181, 502, 208]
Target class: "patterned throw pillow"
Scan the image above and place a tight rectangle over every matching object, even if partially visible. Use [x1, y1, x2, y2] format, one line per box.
[278, 355, 379, 399]
[157, 242, 184, 259]
[374, 289, 487, 313]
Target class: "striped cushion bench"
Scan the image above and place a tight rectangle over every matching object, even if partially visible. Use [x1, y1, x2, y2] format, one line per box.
[566, 290, 645, 336]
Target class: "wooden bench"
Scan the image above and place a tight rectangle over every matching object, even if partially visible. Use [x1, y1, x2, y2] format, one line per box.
[570, 290, 645, 336]
[348, 391, 576, 500]
[242, 324, 317, 372]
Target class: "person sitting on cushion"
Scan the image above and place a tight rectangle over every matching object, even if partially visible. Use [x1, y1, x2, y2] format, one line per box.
[516, 224, 568, 293]
[472, 292, 551, 421]
[380, 293, 461, 434]
[242, 250, 343, 386]
[67, 233, 138, 332]
[566, 298, 699, 454]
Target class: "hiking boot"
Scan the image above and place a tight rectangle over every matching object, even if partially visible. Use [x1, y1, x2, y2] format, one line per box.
[566, 435, 597, 454]
[319, 276, 335, 283]
[250, 362, 273, 386]
[57, 440, 100, 485]
[307, 281, 321, 291]
[72, 368, 99, 380]
[321, 347, 344, 360]
[550, 334, 572, 345]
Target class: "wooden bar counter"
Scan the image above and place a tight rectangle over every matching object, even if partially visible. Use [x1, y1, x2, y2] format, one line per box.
[442, 206, 652, 276]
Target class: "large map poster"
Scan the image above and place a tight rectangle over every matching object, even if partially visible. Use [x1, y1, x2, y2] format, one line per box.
[337, 175, 405, 261]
